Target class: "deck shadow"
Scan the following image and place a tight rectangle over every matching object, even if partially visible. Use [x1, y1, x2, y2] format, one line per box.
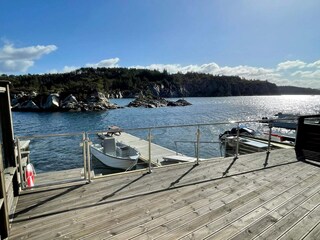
[99, 172, 149, 202]
[168, 164, 198, 188]
[13, 184, 84, 217]
[223, 156, 238, 176]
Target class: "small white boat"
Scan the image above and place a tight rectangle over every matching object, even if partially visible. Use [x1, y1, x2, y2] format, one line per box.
[262, 112, 299, 130]
[219, 126, 257, 141]
[223, 136, 271, 156]
[91, 137, 140, 170]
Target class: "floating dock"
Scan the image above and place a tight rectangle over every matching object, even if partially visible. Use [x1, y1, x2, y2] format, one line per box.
[112, 132, 188, 166]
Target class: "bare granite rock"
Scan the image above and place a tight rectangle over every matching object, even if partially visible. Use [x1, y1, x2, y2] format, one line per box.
[127, 95, 191, 108]
[11, 91, 119, 112]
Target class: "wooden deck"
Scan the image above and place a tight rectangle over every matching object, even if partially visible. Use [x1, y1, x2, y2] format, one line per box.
[35, 168, 85, 186]
[9, 149, 320, 239]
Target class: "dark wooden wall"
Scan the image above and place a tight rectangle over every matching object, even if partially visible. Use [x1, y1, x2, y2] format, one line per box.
[295, 115, 320, 162]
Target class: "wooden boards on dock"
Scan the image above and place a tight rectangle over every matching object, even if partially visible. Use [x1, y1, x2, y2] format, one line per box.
[10, 149, 320, 239]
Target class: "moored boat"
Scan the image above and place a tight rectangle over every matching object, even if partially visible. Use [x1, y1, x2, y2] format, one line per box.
[219, 126, 257, 141]
[90, 137, 140, 170]
[262, 112, 299, 130]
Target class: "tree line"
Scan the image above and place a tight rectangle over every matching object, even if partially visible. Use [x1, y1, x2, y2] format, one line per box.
[1, 67, 318, 99]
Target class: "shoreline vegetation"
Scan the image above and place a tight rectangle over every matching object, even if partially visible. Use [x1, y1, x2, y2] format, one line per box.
[2, 67, 320, 112]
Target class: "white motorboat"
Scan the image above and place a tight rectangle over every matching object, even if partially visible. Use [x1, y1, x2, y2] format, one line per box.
[91, 137, 140, 170]
[262, 112, 299, 130]
[223, 136, 274, 157]
[219, 126, 257, 141]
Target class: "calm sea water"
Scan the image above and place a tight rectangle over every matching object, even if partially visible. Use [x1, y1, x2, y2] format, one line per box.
[13, 95, 320, 173]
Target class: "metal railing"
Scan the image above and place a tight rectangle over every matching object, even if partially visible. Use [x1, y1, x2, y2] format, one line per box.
[16, 132, 92, 189]
[15, 117, 296, 188]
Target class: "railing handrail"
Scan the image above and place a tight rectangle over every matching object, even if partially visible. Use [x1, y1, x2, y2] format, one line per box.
[87, 117, 293, 134]
[15, 117, 299, 139]
[17, 131, 85, 140]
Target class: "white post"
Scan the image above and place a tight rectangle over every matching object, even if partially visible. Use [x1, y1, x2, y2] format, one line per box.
[16, 138, 25, 189]
[196, 126, 200, 165]
[86, 133, 92, 183]
[264, 122, 273, 167]
[82, 132, 87, 181]
[224, 135, 227, 157]
[235, 123, 240, 159]
[267, 123, 272, 153]
[148, 129, 152, 173]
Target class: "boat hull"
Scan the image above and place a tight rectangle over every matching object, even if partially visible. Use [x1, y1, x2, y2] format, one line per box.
[90, 144, 139, 170]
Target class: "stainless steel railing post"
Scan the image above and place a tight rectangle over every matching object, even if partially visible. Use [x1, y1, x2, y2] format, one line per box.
[264, 122, 273, 167]
[175, 141, 178, 155]
[267, 123, 272, 153]
[82, 132, 87, 181]
[196, 126, 200, 165]
[86, 132, 92, 183]
[148, 128, 152, 173]
[224, 135, 227, 157]
[235, 123, 240, 159]
[16, 137, 25, 190]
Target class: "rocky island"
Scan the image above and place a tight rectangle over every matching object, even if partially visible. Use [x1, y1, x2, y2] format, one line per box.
[127, 95, 192, 108]
[11, 91, 119, 112]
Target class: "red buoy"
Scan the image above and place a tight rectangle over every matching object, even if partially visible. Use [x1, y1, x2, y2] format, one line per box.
[25, 163, 35, 187]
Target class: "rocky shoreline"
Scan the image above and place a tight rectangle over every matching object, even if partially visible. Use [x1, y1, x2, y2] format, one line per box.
[127, 95, 192, 108]
[11, 91, 119, 112]
[10, 92, 191, 112]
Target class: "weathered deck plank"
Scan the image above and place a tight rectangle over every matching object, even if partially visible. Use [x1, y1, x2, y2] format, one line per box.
[33, 168, 85, 186]
[304, 222, 320, 240]
[9, 149, 320, 240]
[106, 163, 303, 240]
[278, 204, 320, 240]
[179, 164, 320, 240]
[221, 177, 320, 240]
[140, 167, 320, 240]
[252, 193, 320, 240]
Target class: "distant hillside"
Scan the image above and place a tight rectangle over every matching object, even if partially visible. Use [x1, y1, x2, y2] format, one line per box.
[278, 86, 320, 95]
[0, 67, 280, 99]
[3, 68, 319, 99]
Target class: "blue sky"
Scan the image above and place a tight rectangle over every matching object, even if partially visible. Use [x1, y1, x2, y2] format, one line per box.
[1, 0, 320, 89]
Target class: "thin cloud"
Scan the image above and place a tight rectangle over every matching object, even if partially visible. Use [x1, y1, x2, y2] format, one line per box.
[49, 65, 79, 74]
[51, 58, 120, 73]
[0, 43, 57, 73]
[130, 59, 320, 89]
[307, 60, 320, 68]
[85, 58, 119, 68]
[292, 70, 320, 79]
[277, 60, 306, 71]
[62, 66, 79, 73]
[0, 60, 34, 72]
[131, 63, 278, 80]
